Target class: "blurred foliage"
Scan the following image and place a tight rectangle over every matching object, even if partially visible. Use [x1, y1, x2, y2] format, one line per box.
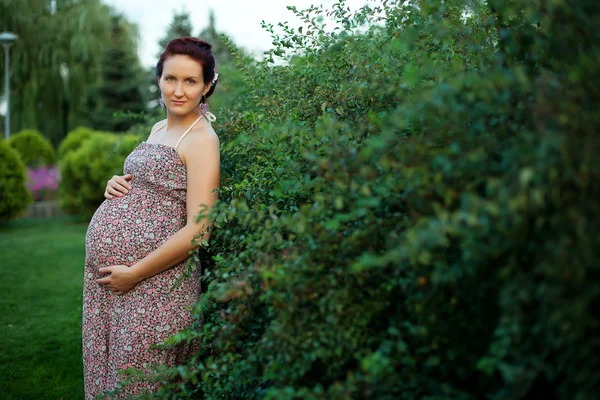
[105, 0, 600, 399]
[156, 9, 194, 58]
[195, 10, 251, 114]
[58, 130, 141, 219]
[0, 0, 113, 146]
[1, 1, 151, 144]
[84, 10, 149, 133]
[0, 139, 32, 220]
[7, 129, 56, 167]
[57, 126, 95, 159]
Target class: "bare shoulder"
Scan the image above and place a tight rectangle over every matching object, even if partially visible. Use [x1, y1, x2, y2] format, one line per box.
[179, 125, 220, 166]
[187, 124, 219, 147]
[150, 119, 167, 136]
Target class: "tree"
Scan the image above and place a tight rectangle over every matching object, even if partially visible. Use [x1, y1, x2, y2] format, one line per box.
[196, 10, 251, 112]
[197, 10, 235, 62]
[0, 0, 113, 146]
[156, 9, 194, 59]
[85, 10, 149, 132]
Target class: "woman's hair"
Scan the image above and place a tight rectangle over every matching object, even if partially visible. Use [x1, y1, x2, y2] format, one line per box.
[155, 37, 219, 103]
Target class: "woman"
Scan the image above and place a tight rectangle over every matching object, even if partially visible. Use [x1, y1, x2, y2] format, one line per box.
[82, 37, 220, 399]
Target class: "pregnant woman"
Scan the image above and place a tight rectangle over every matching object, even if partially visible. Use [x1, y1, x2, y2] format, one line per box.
[82, 37, 220, 399]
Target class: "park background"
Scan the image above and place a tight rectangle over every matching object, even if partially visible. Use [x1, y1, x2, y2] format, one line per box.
[0, 0, 598, 399]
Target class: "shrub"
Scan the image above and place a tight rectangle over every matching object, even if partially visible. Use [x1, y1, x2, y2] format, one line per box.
[57, 126, 95, 160]
[106, 1, 600, 399]
[58, 132, 141, 219]
[0, 139, 33, 220]
[8, 129, 56, 167]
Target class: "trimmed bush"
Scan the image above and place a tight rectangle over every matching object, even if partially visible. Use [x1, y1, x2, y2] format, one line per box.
[57, 126, 95, 160]
[0, 139, 33, 220]
[8, 129, 56, 167]
[58, 133, 141, 219]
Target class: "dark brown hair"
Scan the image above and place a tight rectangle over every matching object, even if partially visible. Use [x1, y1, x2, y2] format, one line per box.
[155, 37, 219, 103]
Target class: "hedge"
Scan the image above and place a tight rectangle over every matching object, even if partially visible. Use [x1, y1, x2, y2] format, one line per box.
[102, 1, 599, 399]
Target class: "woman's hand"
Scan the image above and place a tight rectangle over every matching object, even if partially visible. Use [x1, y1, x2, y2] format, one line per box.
[96, 265, 140, 295]
[105, 174, 133, 200]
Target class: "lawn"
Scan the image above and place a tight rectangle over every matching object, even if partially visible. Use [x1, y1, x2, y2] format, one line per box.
[0, 216, 88, 399]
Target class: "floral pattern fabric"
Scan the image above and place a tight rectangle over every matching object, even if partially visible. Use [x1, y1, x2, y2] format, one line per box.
[82, 142, 201, 399]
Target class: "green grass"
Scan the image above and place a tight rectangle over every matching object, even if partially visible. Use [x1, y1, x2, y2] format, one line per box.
[0, 216, 88, 399]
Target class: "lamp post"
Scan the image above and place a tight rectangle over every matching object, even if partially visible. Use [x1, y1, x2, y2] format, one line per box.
[0, 32, 18, 140]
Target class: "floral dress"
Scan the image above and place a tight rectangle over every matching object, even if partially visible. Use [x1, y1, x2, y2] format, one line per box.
[82, 114, 213, 398]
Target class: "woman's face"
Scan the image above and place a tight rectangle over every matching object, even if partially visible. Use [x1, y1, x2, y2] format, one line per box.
[158, 54, 209, 116]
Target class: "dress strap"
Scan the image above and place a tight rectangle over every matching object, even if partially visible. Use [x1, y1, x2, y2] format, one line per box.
[175, 114, 204, 151]
[202, 111, 217, 123]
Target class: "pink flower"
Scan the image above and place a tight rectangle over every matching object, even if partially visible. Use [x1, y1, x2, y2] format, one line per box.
[26, 165, 60, 201]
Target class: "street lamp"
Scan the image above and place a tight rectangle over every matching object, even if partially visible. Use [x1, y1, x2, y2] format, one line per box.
[0, 32, 18, 140]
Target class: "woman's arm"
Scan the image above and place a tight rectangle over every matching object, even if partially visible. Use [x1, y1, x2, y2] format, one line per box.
[129, 130, 220, 284]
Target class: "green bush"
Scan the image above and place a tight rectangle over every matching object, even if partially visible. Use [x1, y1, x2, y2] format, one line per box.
[8, 129, 56, 167]
[58, 132, 141, 219]
[0, 139, 33, 220]
[104, 1, 599, 399]
[57, 126, 95, 160]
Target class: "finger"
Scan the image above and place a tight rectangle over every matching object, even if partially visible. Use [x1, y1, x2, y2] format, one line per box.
[117, 176, 133, 190]
[123, 174, 133, 182]
[110, 181, 130, 194]
[107, 186, 124, 197]
[96, 277, 110, 284]
[104, 190, 114, 200]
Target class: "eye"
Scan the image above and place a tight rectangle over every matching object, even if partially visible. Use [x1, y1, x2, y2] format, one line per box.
[165, 76, 175, 81]
[186, 79, 196, 84]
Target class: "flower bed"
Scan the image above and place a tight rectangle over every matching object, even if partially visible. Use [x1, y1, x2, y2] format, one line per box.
[26, 165, 60, 201]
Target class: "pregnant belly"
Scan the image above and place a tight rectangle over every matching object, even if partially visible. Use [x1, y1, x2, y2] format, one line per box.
[85, 192, 186, 269]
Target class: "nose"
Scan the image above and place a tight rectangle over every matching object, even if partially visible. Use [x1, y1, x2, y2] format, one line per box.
[174, 82, 184, 97]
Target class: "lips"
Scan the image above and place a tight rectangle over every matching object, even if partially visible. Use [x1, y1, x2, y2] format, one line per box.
[172, 100, 186, 105]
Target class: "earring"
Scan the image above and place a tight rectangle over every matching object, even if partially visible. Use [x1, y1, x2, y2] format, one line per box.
[159, 97, 165, 110]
